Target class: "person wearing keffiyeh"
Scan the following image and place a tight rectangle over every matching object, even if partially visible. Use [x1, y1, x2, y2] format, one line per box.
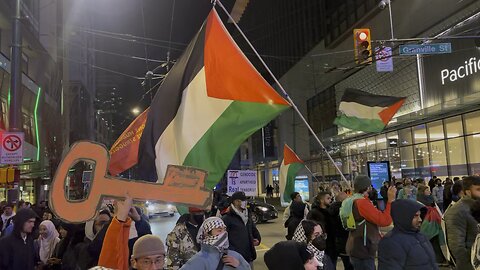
[180, 217, 251, 270]
[292, 219, 334, 270]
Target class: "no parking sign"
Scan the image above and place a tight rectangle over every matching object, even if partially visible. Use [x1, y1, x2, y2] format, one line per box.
[1, 132, 24, 164]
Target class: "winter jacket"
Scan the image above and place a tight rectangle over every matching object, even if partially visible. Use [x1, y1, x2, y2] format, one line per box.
[98, 217, 132, 270]
[397, 185, 417, 200]
[286, 201, 307, 240]
[380, 185, 389, 201]
[166, 215, 201, 269]
[345, 195, 392, 259]
[378, 199, 438, 270]
[307, 204, 337, 259]
[222, 208, 261, 262]
[179, 244, 250, 270]
[444, 196, 478, 270]
[432, 186, 444, 203]
[0, 209, 38, 270]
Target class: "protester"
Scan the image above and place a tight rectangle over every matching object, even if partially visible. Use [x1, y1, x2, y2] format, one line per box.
[98, 196, 165, 270]
[266, 185, 274, 198]
[0, 208, 38, 270]
[286, 200, 309, 240]
[307, 191, 336, 266]
[368, 185, 378, 208]
[264, 241, 320, 270]
[451, 180, 464, 203]
[432, 179, 445, 212]
[180, 217, 250, 270]
[417, 184, 435, 207]
[292, 219, 333, 270]
[49, 222, 85, 270]
[397, 178, 417, 200]
[166, 207, 206, 269]
[77, 209, 112, 269]
[274, 183, 280, 198]
[222, 191, 261, 266]
[444, 176, 480, 270]
[429, 176, 438, 192]
[331, 192, 353, 270]
[378, 199, 438, 270]
[330, 180, 341, 198]
[283, 192, 309, 229]
[469, 200, 480, 269]
[379, 181, 389, 211]
[1, 203, 15, 232]
[35, 220, 61, 269]
[340, 175, 395, 270]
[444, 178, 454, 209]
[128, 206, 152, 259]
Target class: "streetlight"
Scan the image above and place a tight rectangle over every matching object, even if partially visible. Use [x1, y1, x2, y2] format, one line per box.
[131, 107, 141, 116]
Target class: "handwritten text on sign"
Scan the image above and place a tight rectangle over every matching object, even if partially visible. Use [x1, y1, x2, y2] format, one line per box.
[227, 170, 257, 196]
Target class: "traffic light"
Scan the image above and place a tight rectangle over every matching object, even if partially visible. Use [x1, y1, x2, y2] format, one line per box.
[354, 29, 372, 64]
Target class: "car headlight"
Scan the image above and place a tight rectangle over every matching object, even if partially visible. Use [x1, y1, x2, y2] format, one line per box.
[257, 206, 269, 212]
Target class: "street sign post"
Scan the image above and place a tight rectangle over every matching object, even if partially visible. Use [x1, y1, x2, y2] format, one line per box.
[375, 46, 393, 72]
[1, 132, 24, 164]
[399, 43, 452, 55]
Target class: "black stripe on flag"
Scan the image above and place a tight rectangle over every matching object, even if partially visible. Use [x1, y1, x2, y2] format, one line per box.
[137, 19, 207, 181]
[341, 88, 405, 107]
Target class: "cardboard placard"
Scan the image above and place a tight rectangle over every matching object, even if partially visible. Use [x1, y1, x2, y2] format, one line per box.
[49, 141, 212, 223]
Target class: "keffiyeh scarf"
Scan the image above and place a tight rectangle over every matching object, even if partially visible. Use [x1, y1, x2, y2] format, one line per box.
[292, 220, 325, 267]
[196, 217, 229, 253]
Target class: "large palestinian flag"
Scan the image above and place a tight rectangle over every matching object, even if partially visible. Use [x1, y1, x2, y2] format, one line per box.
[137, 9, 290, 189]
[279, 145, 304, 203]
[334, 88, 405, 133]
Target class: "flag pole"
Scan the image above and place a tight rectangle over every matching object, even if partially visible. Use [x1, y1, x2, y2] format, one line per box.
[303, 164, 321, 183]
[214, 0, 349, 183]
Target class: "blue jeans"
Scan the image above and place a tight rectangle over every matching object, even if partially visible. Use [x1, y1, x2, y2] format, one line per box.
[350, 257, 375, 270]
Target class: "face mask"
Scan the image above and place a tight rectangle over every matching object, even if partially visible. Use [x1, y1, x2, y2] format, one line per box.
[240, 201, 247, 210]
[192, 214, 205, 225]
[311, 236, 327, 251]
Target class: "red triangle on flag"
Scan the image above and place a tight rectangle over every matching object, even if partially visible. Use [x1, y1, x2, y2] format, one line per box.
[284, 144, 303, 165]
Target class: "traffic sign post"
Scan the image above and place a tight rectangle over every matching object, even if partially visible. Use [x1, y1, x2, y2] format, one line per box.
[1, 132, 24, 164]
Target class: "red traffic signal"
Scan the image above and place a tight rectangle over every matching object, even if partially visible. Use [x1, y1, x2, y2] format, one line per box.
[354, 29, 372, 64]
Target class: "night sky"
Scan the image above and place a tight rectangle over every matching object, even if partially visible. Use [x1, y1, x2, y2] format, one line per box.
[77, 0, 235, 130]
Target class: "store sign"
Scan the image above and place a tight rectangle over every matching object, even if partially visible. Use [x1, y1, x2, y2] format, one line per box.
[262, 122, 275, 158]
[227, 170, 257, 196]
[422, 39, 480, 107]
[367, 161, 391, 198]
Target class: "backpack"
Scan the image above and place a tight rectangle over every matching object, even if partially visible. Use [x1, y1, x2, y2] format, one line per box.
[339, 194, 365, 231]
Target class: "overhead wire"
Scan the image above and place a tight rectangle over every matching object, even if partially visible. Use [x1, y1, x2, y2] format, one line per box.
[140, 0, 150, 71]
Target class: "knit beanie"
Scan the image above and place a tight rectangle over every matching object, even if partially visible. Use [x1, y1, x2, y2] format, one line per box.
[132, 235, 165, 259]
[353, 175, 372, 193]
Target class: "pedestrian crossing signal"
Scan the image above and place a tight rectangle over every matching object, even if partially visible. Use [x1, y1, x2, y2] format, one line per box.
[354, 29, 372, 64]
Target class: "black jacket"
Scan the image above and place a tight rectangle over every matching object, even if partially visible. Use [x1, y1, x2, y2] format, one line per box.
[286, 201, 306, 240]
[0, 209, 38, 270]
[307, 204, 336, 258]
[222, 207, 261, 262]
[331, 201, 348, 255]
[378, 199, 438, 270]
[264, 241, 308, 270]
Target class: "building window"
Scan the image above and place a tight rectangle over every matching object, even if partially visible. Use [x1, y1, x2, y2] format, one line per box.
[429, 140, 447, 176]
[466, 134, 480, 175]
[427, 120, 444, 141]
[400, 146, 414, 172]
[376, 134, 387, 150]
[399, 128, 412, 146]
[414, 143, 430, 177]
[464, 111, 480, 135]
[447, 137, 468, 177]
[413, 124, 428, 144]
[445, 116, 463, 138]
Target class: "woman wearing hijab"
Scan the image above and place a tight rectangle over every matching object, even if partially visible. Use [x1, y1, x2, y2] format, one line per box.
[180, 217, 250, 270]
[35, 220, 61, 269]
[292, 220, 334, 270]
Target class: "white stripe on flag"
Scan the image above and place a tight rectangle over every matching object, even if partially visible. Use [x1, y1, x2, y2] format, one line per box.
[154, 67, 233, 182]
[339, 101, 384, 120]
[279, 160, 289, 205]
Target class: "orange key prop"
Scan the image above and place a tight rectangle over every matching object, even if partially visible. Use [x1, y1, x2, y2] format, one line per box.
[49, 141, 212, 223]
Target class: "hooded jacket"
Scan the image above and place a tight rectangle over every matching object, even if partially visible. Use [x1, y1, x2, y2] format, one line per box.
[378, 199, 438, 270]
[286, 201, 307, 240]
[179, 244, 250, 270]
[0, 208, 38, 270]
[264, 241, 310, 270]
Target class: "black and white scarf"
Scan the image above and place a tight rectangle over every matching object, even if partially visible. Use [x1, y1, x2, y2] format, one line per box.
[196, 217, 229, 253]
[292, 220, 325, 267]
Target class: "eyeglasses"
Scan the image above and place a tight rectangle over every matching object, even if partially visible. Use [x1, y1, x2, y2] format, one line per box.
[137, 256, 165, 267]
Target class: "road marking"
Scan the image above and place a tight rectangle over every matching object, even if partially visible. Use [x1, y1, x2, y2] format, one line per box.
[256, 243, 270, 252]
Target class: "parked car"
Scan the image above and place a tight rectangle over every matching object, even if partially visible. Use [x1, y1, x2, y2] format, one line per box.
[145, 201, 177, 218]
[248, 200, 278, 224]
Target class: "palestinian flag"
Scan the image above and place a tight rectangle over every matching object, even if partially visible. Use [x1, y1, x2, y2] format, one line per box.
[137, 9, 290, 189]
[279, 145, 304, 203]
[334, 88, 405, 133]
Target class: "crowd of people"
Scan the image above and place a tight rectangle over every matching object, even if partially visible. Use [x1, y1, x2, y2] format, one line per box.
[0, 174, 479, 270]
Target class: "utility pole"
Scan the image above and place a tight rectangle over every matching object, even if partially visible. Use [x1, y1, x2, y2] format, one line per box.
[9, 0, 22, 132]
